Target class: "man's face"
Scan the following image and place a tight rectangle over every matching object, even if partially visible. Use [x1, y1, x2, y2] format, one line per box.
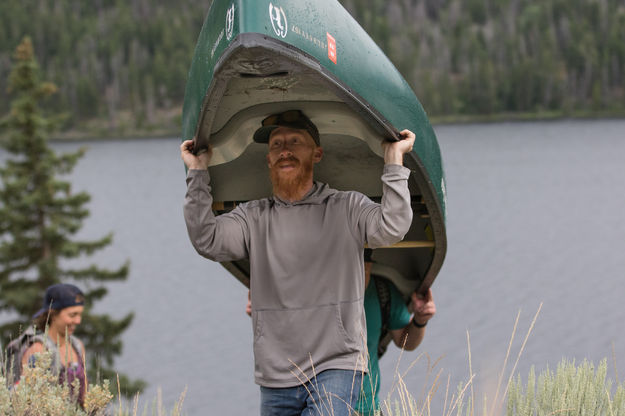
[266, 127, 322, 190]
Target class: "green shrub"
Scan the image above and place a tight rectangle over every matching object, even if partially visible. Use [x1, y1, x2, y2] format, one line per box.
[507, 359, 624, 416]
[0, 349, 189, 416]
[0, 350, 112, 416]
[3, 348, 623, 415]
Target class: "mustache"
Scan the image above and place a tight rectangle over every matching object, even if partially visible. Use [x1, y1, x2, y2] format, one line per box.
[272, 156, 299, 167]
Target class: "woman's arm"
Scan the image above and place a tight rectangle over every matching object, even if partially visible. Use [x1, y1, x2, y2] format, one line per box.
[20, 342, 45, 367]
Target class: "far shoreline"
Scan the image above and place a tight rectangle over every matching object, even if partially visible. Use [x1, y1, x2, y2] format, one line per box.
[46, 110, 625, 142]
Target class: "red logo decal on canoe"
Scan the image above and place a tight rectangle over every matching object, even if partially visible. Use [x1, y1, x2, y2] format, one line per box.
[327, 33, 337, 64]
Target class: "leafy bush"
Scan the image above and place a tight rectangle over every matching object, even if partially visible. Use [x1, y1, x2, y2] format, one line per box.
[0, 348, 189, 416]
[0, 350, 112, 416]
[3, 343, 623, 415]
[507, 359, 624, 416]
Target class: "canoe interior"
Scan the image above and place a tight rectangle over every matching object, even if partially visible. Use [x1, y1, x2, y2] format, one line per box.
[183, 6, 447, 299]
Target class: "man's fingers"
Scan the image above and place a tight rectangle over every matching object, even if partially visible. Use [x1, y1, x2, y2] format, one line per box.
[414, 288, 432, 302]
[412, 289, 435, 320]
[399, 129, 415, 139]
[181, 139, 194, 152]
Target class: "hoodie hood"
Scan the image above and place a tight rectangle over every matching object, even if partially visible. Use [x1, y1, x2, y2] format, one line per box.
[270, 181, 339, 206]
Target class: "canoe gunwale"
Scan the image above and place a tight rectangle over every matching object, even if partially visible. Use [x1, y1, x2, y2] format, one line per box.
[405, 151, 447, 294]
[193, 33, 402, 154]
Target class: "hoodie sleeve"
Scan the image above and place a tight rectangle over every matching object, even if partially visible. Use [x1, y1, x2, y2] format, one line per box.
[358, 164, 413, 248]
[183, 169, 249, 262]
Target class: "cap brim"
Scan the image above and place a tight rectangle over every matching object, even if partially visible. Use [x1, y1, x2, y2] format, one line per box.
[253, 126, 278, 144]
[32, 308, 47, 319]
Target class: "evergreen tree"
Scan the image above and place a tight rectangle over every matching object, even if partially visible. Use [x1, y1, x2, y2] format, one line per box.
[1, 0, 624, 130]
[0, 37, 145, 395]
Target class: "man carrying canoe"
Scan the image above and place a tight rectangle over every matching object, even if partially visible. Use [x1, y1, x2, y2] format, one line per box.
[181, 109, 415, 416]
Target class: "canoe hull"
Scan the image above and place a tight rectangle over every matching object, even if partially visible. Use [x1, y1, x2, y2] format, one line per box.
[182, 0, 447, 298]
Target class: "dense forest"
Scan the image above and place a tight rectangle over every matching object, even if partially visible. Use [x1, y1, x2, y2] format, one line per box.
[1, 0, 624, 137]
[342, 0, 625, 118]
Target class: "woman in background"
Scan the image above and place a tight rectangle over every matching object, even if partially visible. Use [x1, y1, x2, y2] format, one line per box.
[21, 283, 87, 406]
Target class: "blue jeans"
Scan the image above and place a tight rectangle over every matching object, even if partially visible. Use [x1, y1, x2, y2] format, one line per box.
[260, 369, 363, 416]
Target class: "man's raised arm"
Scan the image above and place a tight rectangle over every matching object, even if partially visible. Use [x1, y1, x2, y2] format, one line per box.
[181, 140, 248, 262]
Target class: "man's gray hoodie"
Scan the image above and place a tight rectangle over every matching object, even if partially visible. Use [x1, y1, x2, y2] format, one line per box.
[184, 164, 412, 387]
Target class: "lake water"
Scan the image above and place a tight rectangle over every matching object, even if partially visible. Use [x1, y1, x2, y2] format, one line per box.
[2, 119, 624, 414]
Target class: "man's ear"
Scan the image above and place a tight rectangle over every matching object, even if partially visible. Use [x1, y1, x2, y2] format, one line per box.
[313, 147, 323, 163]
[266, 153, 271, 168]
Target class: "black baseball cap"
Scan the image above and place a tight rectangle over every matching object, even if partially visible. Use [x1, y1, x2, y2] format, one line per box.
[253, 110, 320, 146]
[33, 283, 85, 318]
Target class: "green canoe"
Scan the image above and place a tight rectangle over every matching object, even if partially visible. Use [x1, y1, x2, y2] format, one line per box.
[182, 0, 447, 298]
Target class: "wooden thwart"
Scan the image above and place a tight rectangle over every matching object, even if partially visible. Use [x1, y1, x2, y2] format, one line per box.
[213, 203, 435, 249]
[368, 240, 435, 249]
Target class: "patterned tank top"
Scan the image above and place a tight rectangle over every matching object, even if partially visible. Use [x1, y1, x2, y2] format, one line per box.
[57, 347, 87, 407]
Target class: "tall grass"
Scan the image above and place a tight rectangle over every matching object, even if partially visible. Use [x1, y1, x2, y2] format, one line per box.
[374, 356, 624, 416]
[376, 304, 624, 416]
[1, 305, 623, 415]
[506, 359, 625, 416]
[113, 386, 188, 416]
[0, 349, 187, 416]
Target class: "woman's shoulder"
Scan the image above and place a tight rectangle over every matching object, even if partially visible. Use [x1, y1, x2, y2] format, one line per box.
[21, 340, 46, 365]
[25, 340, 46, 352]
[70, 336, 86, 358]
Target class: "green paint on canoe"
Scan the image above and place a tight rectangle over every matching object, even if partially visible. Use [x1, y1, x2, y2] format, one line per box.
[182, 0, 447, 294]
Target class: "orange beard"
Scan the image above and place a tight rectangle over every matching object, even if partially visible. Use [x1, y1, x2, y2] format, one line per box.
[270, 155, 314, 201]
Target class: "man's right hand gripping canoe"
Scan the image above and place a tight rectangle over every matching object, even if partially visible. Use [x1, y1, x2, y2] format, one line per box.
[181, 139, 212, 170]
